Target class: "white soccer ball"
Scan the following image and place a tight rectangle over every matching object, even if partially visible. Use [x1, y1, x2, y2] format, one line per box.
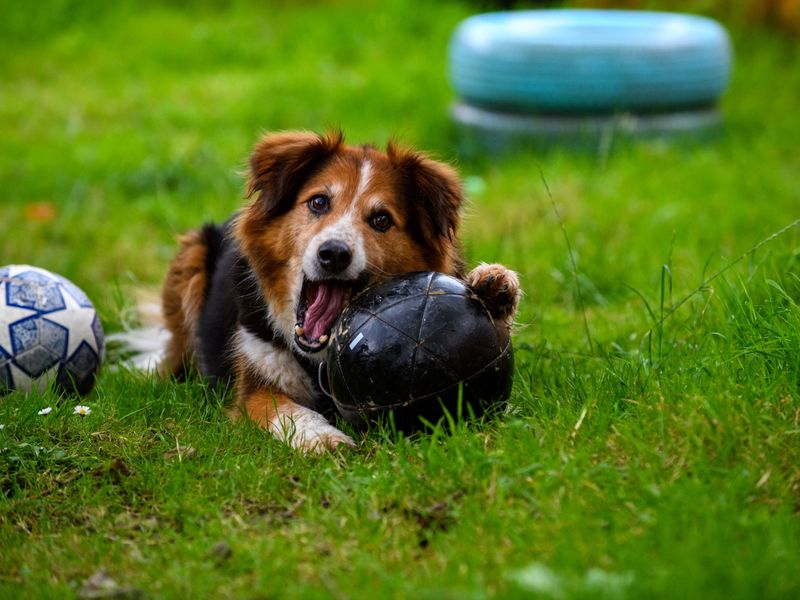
[0, 265, 104, 396]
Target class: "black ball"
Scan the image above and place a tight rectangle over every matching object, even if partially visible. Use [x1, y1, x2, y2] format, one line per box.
[325, 272, 513, 432]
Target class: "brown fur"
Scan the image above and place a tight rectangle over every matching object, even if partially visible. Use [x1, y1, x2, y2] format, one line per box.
[160, 229, 210, 377]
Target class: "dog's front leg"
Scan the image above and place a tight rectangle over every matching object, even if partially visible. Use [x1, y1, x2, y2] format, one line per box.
[229, 330, 355, 453]
[228, 386, 355, 453]
[466, 263, 522, 327]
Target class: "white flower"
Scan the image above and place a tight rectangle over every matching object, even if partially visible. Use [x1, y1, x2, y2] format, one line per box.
[0, 424, 4, 429]
[38, 407, 53, 416]
[74, 405, 91, 416]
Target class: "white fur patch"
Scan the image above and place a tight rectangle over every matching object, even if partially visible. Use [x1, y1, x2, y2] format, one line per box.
[107, 326, 171, 372]
[236, 326, 316, 403]
[269, 402, 355, 453]
[301, 210, 367, 282]
[327, 182, 344, 198]
[355, 159, 372, 200]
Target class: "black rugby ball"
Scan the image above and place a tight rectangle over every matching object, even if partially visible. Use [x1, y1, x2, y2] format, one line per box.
[325, 272, 513, 432]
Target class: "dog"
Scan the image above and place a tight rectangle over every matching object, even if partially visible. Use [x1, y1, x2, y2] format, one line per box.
[156, 130, 521, 452]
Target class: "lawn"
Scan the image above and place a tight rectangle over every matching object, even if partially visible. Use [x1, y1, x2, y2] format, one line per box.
[1, 1, 800, 598]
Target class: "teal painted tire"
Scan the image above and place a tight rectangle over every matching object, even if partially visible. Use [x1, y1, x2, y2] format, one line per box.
[451, 102, 722, 154]
[448, 10, 733, 114]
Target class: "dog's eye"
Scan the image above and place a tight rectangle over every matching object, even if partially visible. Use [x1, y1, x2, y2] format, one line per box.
[307, 194, 330, 215]
[370, 212, 393, 232]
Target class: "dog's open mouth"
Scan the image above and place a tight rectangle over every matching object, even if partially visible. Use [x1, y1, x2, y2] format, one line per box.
[294, 278, 365, 353]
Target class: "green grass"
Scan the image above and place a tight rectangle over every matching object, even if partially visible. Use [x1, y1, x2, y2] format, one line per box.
[2, 1, 800, 598]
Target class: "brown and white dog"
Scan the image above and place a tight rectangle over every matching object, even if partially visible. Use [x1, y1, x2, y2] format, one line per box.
[156, 130, 520, 452]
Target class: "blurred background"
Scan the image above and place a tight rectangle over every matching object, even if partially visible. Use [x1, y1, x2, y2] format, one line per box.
[1, 0, 798, 335]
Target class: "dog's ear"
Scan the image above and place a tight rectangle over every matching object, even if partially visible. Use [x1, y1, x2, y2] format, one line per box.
[247, 130, 343, 216]
[387, 142, 464, 243]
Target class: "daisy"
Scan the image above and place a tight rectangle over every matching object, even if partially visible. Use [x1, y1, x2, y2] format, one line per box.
[38, 407, 53, 416]
[73, 405, 91, 417]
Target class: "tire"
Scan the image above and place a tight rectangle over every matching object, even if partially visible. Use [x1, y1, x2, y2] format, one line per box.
[448, 10, 733, 114]
[451, 101, 722, 154]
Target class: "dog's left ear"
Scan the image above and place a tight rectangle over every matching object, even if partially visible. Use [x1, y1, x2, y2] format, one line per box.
[388, 143, 465, 242]
[247, 130, 343, 217]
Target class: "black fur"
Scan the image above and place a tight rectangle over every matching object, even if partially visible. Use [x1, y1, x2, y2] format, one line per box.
[195, 220, 321, 393]
[195, 222, 241, 387]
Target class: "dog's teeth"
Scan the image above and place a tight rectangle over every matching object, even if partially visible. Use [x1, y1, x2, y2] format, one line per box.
[295, 325, 304, 336]
[319, 334, 329, 344]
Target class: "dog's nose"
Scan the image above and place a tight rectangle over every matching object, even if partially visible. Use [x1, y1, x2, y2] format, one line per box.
[318, 240, 352, 273]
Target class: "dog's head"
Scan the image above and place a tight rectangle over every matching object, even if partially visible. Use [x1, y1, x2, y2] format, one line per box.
[236, 130, 465, 357]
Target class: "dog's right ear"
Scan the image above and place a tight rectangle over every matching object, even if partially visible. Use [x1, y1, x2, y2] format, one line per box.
[247, 130, 343, 217]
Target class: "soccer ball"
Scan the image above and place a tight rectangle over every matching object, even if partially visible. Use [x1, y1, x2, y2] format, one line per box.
[0, 265, 104, 396]
[325, 272, 513, 432]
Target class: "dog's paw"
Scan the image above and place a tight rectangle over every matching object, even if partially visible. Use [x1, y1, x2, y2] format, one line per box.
[303, 428, 356, 454]
[270, 406, 356, 454]
[466, 263, 521, 324]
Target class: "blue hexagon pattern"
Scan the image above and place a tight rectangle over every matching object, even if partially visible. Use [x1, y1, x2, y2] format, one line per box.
[6, 270, 66, 313]
[10, 317, 68, 378]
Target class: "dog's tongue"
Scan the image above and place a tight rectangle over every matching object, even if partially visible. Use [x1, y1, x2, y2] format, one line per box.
[304, 281, 347, 341]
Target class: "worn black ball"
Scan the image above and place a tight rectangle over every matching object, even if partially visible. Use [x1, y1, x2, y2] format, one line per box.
[325, 272, 513, 432]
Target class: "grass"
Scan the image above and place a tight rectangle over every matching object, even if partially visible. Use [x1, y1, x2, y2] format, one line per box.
[1, 0, 800, 597]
